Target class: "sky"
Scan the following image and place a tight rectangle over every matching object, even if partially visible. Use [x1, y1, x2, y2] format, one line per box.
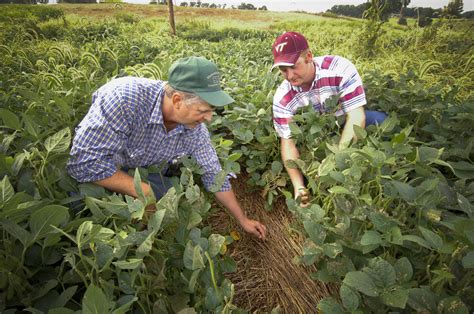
[125, 0, 474, 12]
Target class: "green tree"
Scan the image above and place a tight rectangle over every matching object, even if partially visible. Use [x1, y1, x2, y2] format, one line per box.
[444, 0, 463, 17]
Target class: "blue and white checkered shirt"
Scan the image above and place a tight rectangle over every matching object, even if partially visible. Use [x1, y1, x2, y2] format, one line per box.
[67, 77, 231, 192]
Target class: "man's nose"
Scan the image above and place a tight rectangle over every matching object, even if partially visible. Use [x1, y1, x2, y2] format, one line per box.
[203, 111, 213, 122]
[286, 69, 295, 80]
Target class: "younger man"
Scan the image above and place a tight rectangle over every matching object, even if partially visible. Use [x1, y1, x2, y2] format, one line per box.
[272, 32, 387, 206]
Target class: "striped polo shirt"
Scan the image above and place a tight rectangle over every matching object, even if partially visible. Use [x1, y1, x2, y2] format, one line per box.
[273, 55, 367, 139]
[67, 77, 231, 192]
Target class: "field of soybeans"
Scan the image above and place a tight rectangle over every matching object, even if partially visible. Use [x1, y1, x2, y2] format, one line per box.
[0, 3, 473, 313]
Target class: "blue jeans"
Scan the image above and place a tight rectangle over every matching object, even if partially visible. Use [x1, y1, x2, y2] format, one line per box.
[148, 172, 174, 199]
[365, 110, 387, 126]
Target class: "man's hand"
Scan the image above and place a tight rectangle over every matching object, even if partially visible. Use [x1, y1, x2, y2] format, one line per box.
[240, 218, 267, 240]
[295, 187, 310, 208]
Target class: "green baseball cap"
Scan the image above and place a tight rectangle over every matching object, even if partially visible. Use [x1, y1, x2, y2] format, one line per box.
[168, 56, 234, 107]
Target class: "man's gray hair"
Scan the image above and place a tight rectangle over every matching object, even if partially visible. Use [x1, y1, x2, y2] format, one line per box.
[164, 83, 202, 105]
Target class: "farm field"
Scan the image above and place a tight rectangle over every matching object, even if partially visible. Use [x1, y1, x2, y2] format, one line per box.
[0, 3, 473, 313]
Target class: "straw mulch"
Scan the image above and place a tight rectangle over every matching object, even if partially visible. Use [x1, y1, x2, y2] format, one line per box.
[208, 175, 339, 312]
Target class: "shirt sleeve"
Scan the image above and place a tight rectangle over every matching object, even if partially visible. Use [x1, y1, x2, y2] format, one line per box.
[192, 125, 231, 192]
[336, 56, 367, 115]
[67, 86, 133, 183]
[272, 83, 295, 139]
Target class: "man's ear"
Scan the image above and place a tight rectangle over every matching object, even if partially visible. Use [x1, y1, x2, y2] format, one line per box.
[304, 50, 313, 63]
[172, 93, 182, 109]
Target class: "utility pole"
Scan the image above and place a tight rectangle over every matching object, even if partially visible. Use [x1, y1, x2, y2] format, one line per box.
[168, 0, 176, 36]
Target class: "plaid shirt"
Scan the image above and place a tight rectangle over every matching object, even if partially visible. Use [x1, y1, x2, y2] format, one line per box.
[273, 55, 367, 139]
[67, 77, 231, 192]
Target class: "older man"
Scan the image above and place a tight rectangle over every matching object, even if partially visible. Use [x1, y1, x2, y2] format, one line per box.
[68, 56, 267, 240]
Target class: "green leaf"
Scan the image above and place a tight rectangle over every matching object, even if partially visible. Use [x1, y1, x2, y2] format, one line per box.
[353, 125, 367, 139]
[137, 232, 155, 258]
[317, 297, 345, 314]
[187, 211, 202, 230]
[82, 284, 111, 314]
[367, 258, 396, 288]
[183, 241, 205, 270]
[462, 251, 474, 268]
[328, 186, 352, 195]
[417, 146, 441, 163]
[227, 152, 242, 162]
[323, 242, 343, 259]
[188, 269, 201, 293]
[303, 221, 326, 245]
[360, 230, 382, 246]
[394, 257, 413, 283]
[448, 161, 474, 180]
[12, 152, 26, 176]
[51, 285, 78, 308]
[343, 271, 379, 297]
[0, 175, 15, 204]
[340, 284, 359, 311]
[0, 219, 31, 246]
[407, 288, 437, 313]
[30, 205, 70, 241]
[133, 169, 145, 201]
[208, 234, 225, 258]
[271, 161, 283, 174]
[419, 226, 443, 250]
[113, 258, 143, 270]
[289, 122, 302, 135]
[381, 286, 409, 309]
[0, 108, 21, 129]
[49, 308, 75, 314]
[402, 234, 431, 249]
[457, 193, 473, 218]
[44, 128, 71, 154]
[390, 180, 416, 202]
[438, 296, 469, 314]
[149, 209, 165, 232]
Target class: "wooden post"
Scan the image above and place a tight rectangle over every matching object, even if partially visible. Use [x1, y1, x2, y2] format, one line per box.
[168, 0, 176, 36]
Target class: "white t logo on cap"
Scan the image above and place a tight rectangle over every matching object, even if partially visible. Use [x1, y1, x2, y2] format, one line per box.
[207, 72, 220, 87]
[274, 42, 288, 53]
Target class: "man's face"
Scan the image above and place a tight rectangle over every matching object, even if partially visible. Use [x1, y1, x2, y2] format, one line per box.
[178, 100, 215, 128]
[278, 53, 313, 88]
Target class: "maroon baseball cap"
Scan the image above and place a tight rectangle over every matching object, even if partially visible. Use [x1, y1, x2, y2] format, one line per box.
[272, 31, 309, 69]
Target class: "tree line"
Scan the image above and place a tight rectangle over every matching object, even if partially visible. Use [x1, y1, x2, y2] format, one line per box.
[327, 0, 471, 24]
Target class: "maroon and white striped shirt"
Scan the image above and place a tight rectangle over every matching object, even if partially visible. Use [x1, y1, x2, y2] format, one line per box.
[273, 55, 366, 139]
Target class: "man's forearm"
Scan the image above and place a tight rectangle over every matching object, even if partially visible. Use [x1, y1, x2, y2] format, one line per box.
[94, 169, 152, 198]
[339, 106, 366, 147]
[214, 190, 247, 224]
[281, 138, 305, 191]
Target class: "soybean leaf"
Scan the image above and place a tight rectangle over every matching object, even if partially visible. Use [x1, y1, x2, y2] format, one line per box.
[391, 180, 416, 202]
[456, 193, 473, 218]
[340, 284, 359, 311]
[303, 221, 326, 245]
[343, 271, 379, 297]
[208, 234, 225, 258]
[183, 241, 205, 270]
[0, 108, 21, 130]
[317, 297, 345, 314]
[462, 251, 474, 268]
[407, 288, 437, 313]
[402, 234, 431, 249]
[438, 296, 469, 314]
[323, 242, 343, 259]
[381, 286, 409, 309]
[0, 219, 31, 246]
[353, 125, 367, 139]
[44, 128, 71, 154]
[82, 284, 111, 314]
[394, 257, 413, 283]
[271, 161, 283, 174]
[113, 258, 143, 270]
[0, 175, 15, 204]
[149, 208, 166, 232]
[188, 269, 201, 293]
[367, 258, 396, 288]
[361, 230, 382, 246]
[419, 226, 443, 250]
[30, 205, 70, 241]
